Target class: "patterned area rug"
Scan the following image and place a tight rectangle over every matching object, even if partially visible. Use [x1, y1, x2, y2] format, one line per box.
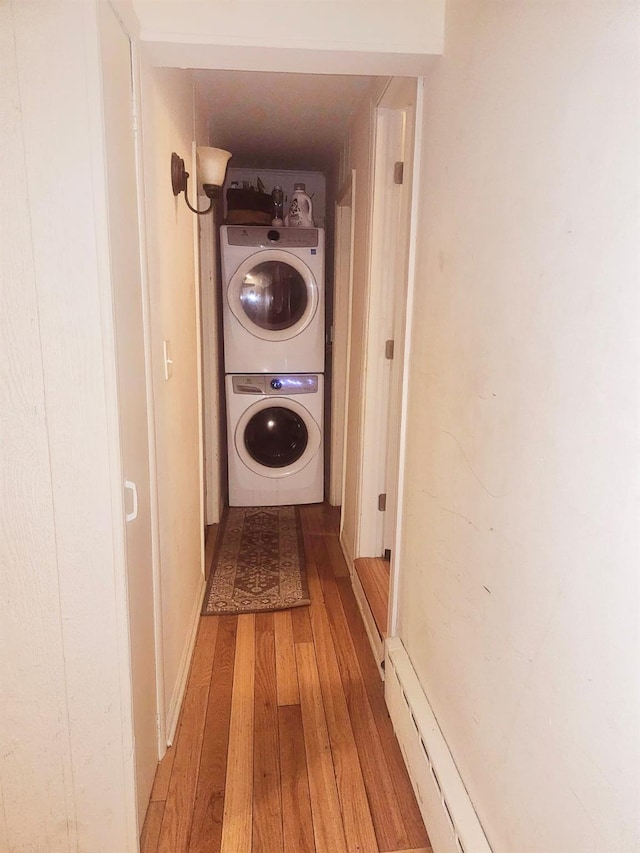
[202, 506, 310, 615]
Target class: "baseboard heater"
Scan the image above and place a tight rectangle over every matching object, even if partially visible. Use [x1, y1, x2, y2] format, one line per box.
[385, 638, 493, 853]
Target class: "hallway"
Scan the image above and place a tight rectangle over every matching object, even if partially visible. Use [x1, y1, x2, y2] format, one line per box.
[141, 504, 430, 853]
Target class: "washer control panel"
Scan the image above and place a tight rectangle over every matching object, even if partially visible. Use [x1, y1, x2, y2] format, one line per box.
[232, 374, 318, 395]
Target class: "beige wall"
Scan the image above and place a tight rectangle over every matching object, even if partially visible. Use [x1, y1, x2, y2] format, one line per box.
[132, 0, 445, 74]
[1, 2, 137, 849]
[141, 63, 207, 737]
[398, 2, 640, 851]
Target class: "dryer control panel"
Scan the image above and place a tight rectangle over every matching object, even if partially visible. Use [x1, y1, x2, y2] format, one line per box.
[227, 226, 320, 248]
[232, 374, 319, 395]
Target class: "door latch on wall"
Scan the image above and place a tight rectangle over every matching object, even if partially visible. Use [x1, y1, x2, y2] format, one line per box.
[378, 493, 387, 512]
[163, 339, 173, 381]
[385, 340, 395, 360]
[124, 480, 138, 522]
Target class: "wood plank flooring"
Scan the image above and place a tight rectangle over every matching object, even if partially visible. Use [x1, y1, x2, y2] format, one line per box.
[141, 503, 431, 853]
[354, 557, 391, 638]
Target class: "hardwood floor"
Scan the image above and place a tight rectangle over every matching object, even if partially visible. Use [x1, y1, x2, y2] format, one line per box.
[354, 557, 391, 638]
[141, 503, 431, 853]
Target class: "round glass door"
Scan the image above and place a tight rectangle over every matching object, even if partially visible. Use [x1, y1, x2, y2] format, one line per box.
[235, 396, 322, 478]
[228, 250, 319, 342]
[244, 406, 308, 468]
[240, 262, 307, 331]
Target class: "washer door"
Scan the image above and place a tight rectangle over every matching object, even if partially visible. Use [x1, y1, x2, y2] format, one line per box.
[235, 397, 321, 479]
[227, 249, 319, 342]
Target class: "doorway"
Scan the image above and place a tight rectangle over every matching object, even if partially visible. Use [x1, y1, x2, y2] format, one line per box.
[351, 78, 422, 664]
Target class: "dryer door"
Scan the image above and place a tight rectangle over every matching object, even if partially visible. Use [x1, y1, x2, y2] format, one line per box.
[235, 397, 321, 478]
[227, 250, 319, 342]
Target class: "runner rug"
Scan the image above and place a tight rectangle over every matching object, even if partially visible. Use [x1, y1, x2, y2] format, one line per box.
[202, 505, 310, 615]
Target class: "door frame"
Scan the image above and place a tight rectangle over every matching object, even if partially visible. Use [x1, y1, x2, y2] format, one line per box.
[109, 0, 166, 757]
[387, 77, 425, 635]
[128, 15, 167, 760]
[198, 191, 224, 526]
[380, 82, 419, 560]
[356, 101, 405, 559]
[330, 169, 357, 509]
[354, 77, 425, 635]
[356, 79, 419, 560]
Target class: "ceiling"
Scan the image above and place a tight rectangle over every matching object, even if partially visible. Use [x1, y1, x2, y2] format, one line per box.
[193, 70, 377, 172]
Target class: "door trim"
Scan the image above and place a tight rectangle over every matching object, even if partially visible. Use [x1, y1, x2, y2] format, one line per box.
[113, 1, 167, 758]
[388, 77, 425, 637]
[356, 96, 408, 558]
[330, 170, 356, 510]
[199, 198, 223, 525]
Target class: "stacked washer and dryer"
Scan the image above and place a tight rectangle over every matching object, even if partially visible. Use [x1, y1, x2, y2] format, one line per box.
[220, 225, 325, 506]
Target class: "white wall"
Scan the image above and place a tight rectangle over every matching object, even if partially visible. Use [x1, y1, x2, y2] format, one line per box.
[398, 3, 640, 852]
[140, 62, 207, 739]
[132, 1, 445, 74]
[1, 2, 137, 849]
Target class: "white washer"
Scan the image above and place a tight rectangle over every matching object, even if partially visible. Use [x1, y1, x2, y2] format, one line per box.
[226, 373, 324, 507]
[220, 225, 325, 373]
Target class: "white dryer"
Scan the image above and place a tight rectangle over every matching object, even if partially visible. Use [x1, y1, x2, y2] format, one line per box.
[226, 373, 324, 507]
[220, 225, 325, 373]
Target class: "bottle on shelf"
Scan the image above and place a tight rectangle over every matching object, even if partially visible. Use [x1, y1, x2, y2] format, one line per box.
[285, 183, 314, 227]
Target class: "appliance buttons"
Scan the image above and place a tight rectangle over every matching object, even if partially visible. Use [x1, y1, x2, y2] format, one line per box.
[267, 229, 280, 242]
[270, 378, 283, 390]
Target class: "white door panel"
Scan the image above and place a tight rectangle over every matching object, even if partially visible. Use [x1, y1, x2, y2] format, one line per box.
[358, 79, 417, 564]
[98, 2, 158, 828]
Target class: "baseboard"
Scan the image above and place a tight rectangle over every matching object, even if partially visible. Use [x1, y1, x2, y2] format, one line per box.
[165, 576, 206, 746]
[385, 637, 492, 853]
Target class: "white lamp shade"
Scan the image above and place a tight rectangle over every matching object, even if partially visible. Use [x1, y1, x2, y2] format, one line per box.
[197, 146, 232, 188]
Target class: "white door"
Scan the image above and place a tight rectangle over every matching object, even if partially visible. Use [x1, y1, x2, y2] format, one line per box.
[380, 88, 418, 557]
[98, 2, 158, 827]
[358, 80, 418, 559]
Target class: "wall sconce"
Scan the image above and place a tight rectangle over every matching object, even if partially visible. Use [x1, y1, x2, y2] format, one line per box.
[171, 146, 232, 215]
